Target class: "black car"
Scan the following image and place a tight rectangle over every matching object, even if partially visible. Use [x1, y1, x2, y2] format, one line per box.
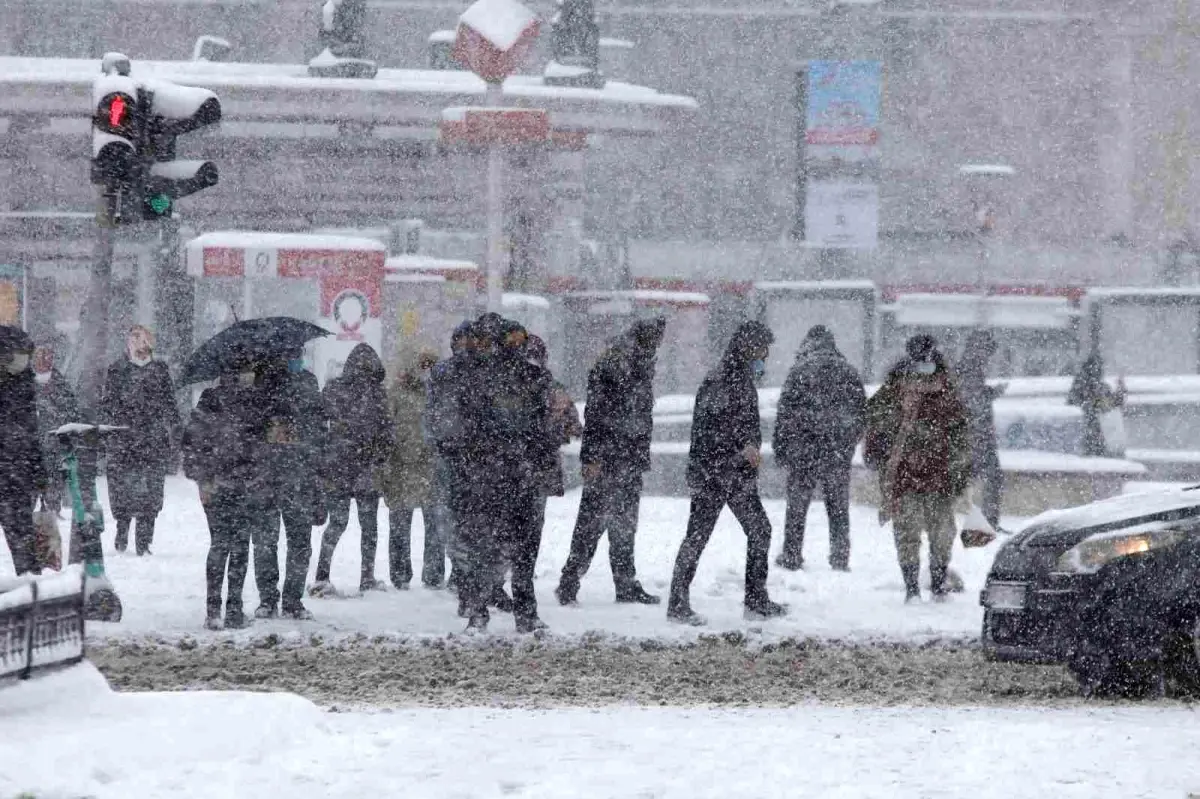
[981, 485, 1200, 697]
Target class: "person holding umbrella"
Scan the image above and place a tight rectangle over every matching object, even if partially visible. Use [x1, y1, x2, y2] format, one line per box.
[101, 325, 181, 556]
[0, 326, 47, 575]
[180, 317, 331, 622]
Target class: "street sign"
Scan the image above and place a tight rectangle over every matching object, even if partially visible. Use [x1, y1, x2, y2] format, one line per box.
[805, 181, 878, 249]
[452, 0, 540, 83]
[0, 264, 27, 327]
[805, 60, 881, 163]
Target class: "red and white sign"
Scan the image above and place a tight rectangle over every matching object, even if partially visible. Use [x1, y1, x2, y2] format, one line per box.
[440, 106, 549, 146]
[452, 0, 540, 83]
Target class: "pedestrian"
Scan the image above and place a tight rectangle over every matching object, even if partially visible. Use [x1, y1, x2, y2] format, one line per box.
[1067, 352, 1126, 457]
[668, 321, 786, 626]
[772, 325, 866, 572]
[526, 333, 583, 539]
[101, 325, 181, 556]
[0, 327, 47, 575]
[956, 330, 1006, 528]
[427, 321, 474, 593]
[441, 313, 553, 633]
[251, 350, 328, 620]
[182, 365, 265, 630]
[376, 347, 439, 590]
[864, 335, 971, 603]
[311, 343, 393, 596]
[556, 317, 665, 606]
[32, 341, 80, 514]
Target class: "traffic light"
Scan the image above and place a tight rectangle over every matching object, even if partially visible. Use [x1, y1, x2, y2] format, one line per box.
[136, 80, 222, 221]
[91, 74, 141, 187]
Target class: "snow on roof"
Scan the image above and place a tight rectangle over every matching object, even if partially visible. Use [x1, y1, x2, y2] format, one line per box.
[891, 293, 1074, 329]
[599, 38, 635, 49]
[0, 56, 698, 112]
[458, 0, 538, 52]
[187, 231, 387, 252]
[754, 280, 877, 293]
[566, 289, 711, 305]
[502, 293, 552, 309]
[1086, 286, 1200, 300]
[385, 254, 478, 272]
[429, 30, 457, 43]
[958, 164, 1015, 177]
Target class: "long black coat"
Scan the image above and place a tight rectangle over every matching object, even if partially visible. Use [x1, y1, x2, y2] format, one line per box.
[34, 370, 80, 478]
[256, 365, 328, 510]
[578, 322, 659, 474]
[687, 326, 767, 491]
[772, 340, 866, 471]
[101, 358, 181, 475]
[322, 344, 392, 496]
[182, 380, 269, 490]
[0, 368, 47, 498]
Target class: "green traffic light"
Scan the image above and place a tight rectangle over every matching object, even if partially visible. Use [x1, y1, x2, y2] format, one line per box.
[147, 194, 172, 216]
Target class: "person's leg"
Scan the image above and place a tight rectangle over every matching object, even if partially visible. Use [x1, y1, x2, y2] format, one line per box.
[203, 494, 233, 623]
[134, 473, 166, 555]
[556, 480, 611, 602]
[892, 495, 923, 601]
[726, 485, 776, 610]
[982, 448, 1004, 529]
[824, 452, 853, 570]
[778, 466, 817, 569]
[509, 492, 544, 629]
[388, 505, 414, 588]
[113, 517, 131, 553]
[609, 474, 653, 600]
[358, 492, 382, 588]
[0, 496, 39, 575]
[224, 492, 255, 626]
[314, 495, 352, 584]
[667, 484, 726, 619]
[279, 502, 313, 616]
[925, 495, 958, 599]
[252, 508, 282, 614]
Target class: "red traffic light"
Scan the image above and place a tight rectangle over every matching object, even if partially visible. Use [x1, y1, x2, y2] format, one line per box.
[95, 92, 135, 135]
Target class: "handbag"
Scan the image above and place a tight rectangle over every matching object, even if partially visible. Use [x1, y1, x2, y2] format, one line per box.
[33, 504, 63, 571]
[960, 502, 997, 549]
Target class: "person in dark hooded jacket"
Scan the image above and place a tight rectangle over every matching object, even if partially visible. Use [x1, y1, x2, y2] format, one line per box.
[956, 330, 1006, 528]
[250, 350, 328, 620]
[668, 321, 786, 626]
[1067, 351, 1126, 457]
[311, 343, 393, 595]
[0, 326, 47, 575]
[32, 342, 80, 514]
[772, 325, 866, 572]
[101, 325, 181, 556]
[557, 317, 665, 606]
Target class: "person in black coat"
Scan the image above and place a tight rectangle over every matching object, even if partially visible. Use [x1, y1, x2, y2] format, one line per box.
[956, 330, 1006, 528]
[0, 327, 47, 575]
[772, 325, 867, 572]
[182, 366, 267, 630]
[668, 320, 784, 626]
[100, 325, 181, 555]
[251, 351, 328, 620]
[32, 342, 80, 514]
[556, 317, 665, 606]
[312, 343, 393, 594]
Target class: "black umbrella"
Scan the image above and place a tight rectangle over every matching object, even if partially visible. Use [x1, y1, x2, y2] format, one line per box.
[180, 317, 330, 385]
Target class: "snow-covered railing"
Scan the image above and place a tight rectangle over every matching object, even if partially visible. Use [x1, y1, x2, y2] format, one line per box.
[0, 567, 87, 684]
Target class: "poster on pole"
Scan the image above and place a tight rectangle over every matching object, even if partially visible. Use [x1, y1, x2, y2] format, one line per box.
[805, 181, 879, 249]
[0, 264, 27, 328]
[805, 60, 882, 163]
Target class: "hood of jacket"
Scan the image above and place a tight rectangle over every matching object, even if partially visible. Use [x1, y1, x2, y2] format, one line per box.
[721, 321, 774, 371]
[342, 343, 385, 385]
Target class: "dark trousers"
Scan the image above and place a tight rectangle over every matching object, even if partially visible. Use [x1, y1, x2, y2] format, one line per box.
[455, 480, 537, 624]
[253, 500, 313, 611]
[976, 448, 1004, 528]
[315, 492, 380, 584]
[431, 457, 459, 586]
[1, 494, 38, 575]
[503, 495, 544, 621]
[669, 477, 772, 609]
[203, 487, 255, 616]
[559, 472, 643, 593]
[388, 503, 446, 587]
[114, 516, 157, 556]
[780, 451, 853, 568]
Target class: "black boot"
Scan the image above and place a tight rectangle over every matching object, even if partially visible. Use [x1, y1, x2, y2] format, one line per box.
[744, 596, 788, 620]
[929, 564, 949, 602]
[489, 586, 514, 613]
[901, 563, 921, 604]
[615, 582, 660, 605]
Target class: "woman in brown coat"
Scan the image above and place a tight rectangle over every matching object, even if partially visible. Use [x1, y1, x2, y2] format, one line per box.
[378, 349, 439, 589]
[865, 335, 971, 604]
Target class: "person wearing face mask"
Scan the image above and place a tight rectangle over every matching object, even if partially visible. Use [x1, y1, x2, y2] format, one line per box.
[100, 325, 181, 556]
[864, 334, 971, 603]
[0, 327, 47, 575]
[250, 349, 328, 620]
[773, 325, 867, 572]
[182, 363, 268, 629]
[668, 321, 785, 626]
[31, 342, 80, 515]
[556, 316, 665, 607]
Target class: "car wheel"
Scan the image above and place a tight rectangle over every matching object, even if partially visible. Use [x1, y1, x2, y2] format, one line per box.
[1069, 653, 1164, 699]
[1165, 614, 1200, 697]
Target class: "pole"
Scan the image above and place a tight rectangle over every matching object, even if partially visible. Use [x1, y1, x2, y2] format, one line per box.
[76, 190, 118, 419]
[485, 80, 505, 313]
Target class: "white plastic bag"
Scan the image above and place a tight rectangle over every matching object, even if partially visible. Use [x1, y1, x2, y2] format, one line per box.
[1099, 409, 1126, 457]
[960, 503, 997, 549]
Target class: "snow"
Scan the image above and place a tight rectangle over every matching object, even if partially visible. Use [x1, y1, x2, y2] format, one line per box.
[7, 662, 1200, 798]
[458, 0, 538, 52]
[1, 477, 1017, 645]
[428, 29, 456, 43]
[544, 60, 595, 79]
[0, 564, 84, 601]
[1020, 483, 1200, 532]
[51, 423, 128, 435]
[502, 292, 551, 309]
[1085, 286, 1200, 299]
[187, 231, 387, 253]
[384, 254, 478, 273]
[957, 163, 1015, 176]
[891, 293, 1075, 329]
[753, 280, 877, 293]
[566, 289, 711, 305]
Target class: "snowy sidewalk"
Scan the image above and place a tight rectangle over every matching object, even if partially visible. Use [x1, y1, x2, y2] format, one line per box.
[10, 476, 1012, 644]
[5, 664, 1200, 799]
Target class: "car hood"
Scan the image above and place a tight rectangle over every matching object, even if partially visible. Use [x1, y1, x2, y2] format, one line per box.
[1013, 485, 1200, 552]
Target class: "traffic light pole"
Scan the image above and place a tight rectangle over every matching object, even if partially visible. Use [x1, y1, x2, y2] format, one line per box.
[152, 216, 191, 372]
[485, 81, 504, 313]
[77, 189, 118, 418]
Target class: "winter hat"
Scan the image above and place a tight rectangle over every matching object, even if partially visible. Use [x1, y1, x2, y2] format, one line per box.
[632, 316, 667, 350]
[727, 320, 775, 361]
[805, 325, 836, 346]
[905, 334, 939, 361]
[450, 320, 474, 346]
[526, 334, 548, 366]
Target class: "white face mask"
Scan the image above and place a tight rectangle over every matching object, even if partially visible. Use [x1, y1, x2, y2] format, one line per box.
[237, 371, 256, 387]
[913, 361, 937, 376]
[130, 354, 152, 367]
[6, 353, 30, 374]
[34, 371, 52, 385]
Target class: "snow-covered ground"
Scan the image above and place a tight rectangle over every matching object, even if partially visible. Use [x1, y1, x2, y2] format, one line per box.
[6, 663, 1200, 799]
[0, 476, 1016, 645]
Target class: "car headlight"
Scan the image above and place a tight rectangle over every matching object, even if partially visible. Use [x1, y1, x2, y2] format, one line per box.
[1055, 529, 1186, 575]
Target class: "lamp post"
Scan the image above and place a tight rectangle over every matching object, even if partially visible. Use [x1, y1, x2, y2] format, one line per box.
[958, 163, 1014, 327]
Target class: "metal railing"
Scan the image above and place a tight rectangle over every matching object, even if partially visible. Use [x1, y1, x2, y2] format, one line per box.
[0, 567, 87, 683]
